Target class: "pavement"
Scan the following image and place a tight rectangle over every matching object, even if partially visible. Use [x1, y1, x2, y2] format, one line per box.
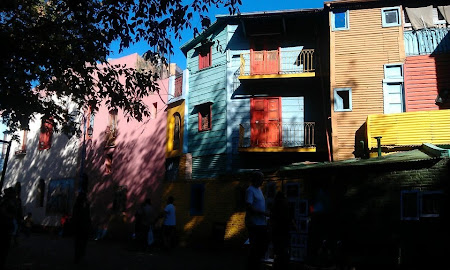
[4, 232, 251, 270]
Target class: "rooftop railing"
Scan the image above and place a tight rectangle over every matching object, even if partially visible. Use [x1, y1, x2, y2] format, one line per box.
[404, 28, 450, 56]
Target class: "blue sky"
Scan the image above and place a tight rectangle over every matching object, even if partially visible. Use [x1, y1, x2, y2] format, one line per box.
[109, 0, 325, 70]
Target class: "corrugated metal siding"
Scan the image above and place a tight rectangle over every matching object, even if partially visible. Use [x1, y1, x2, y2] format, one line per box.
[187, 26, 228, 157]
[366, 109, 450, 150]
[331, 8, 405, 160]
[404, 54, 450, 112]
[192, 154, 227, 179]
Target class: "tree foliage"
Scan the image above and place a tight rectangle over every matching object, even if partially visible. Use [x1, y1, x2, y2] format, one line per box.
[0, 0, 240, 133]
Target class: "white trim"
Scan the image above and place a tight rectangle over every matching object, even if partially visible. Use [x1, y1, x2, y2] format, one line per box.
[331, 10, 350, 31]
[382, 6, 401, 27]
[333, 88, 352, 112]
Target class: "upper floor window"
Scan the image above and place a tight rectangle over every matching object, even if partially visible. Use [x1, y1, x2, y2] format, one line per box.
[332, 10, 349, 31]
[198, 45, 212, 70]
[38, 118, 54, 150]
[106, 109, 118, 147]
[85, 107, 95, 140]
[334, 88, 352, 112]
[198, 103, 212, 132]
[173, 113, 181, 150]
[382, 7, 401, 27]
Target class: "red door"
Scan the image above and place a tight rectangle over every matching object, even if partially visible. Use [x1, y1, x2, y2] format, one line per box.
[250, 39, 279, 75]
[250, 98, 281, 147]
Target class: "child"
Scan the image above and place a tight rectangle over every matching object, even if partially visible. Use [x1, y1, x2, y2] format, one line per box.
[23, 212, 33, 238]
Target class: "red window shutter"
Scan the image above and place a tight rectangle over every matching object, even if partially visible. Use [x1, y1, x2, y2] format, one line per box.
[38, 119, 53, 150]
[198, 46, 211, 70]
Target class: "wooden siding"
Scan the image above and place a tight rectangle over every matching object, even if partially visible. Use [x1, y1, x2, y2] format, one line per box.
[166, 102, 185, 158]
[187, 25, 228, 158]
[404, 54, 450, 112]
[330, 7, 405, 160]
[192, 154, 227, 179]
[366, 109, 450, 151]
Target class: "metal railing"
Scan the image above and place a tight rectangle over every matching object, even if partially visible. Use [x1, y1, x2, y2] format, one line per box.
[174, 74, 183, 98]
[239, 49, 315, 76]
[239, 122, 315, 148]
[404, 28, 450, 56]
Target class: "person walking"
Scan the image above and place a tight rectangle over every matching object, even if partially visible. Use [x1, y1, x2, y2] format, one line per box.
[162, 196, 176, 250]
[271, 191, 294, 270]
[72, 192, 91, 264]
[245, 170, 269, 270]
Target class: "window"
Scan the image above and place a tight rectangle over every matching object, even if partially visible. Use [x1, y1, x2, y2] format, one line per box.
[166, 157, 180, 181]
[198, 45, 212, 70]
[85, 107, 95, 140]
[190, 183, 205, 216]
[198, 103, 212, 131]
[38, 118, 54, 150]
[173, 113, 181, 150]
[105, 153, 113, 174]
[106, 109, 118, 147]
[383, 64, 404, 114]
[15, 130, 27, 155]
[401, 190, 443, 220]
[334, 88, 352, 111]
[332, 10, 349, 31]
[382, 7, 401, 27]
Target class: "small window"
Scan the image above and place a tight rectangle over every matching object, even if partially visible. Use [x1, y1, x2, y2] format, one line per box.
[38, 118, 54, 150]
[106, 109, 118, 147]
[334, 88, 352, 112]
[198, 45, 212, 70]
[384, 64, 403, 79]
[173, 113, 181, 150]
[105, 153, 113, 175]
[190, 183, 205, 216]
[382, 7, 401, 27]
[198, 103, 212, 131]
[332, 10, 349, 31]
[421, 191, 443, 218]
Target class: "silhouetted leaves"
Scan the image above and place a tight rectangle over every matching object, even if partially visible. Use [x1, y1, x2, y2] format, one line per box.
[0, 0, 240, 133]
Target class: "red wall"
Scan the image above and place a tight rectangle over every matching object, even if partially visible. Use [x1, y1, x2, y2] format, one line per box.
[404, 54, 450, 111]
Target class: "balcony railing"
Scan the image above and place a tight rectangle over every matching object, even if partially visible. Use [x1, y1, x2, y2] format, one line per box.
[174, 74, 183, 98]
[239, 122, 315, 148]
[239, 49, 315, 77]
[404, 28, 450, 56]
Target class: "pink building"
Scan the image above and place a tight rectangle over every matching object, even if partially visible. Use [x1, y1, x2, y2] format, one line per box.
[82, 54, 170, 236]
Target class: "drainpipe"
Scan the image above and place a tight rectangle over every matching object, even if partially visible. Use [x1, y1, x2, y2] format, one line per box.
[0, 139, 12, 191]
[374, 136, 382, 157]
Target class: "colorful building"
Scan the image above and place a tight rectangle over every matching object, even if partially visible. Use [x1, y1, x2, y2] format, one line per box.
[2, 53, 174, 234]
[326, 0, 450, 160]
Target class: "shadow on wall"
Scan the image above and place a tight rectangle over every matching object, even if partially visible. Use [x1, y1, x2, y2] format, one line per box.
[84, 115, 167, 240]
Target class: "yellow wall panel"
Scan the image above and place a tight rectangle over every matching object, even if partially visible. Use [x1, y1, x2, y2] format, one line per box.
[367, 110, 450, 150]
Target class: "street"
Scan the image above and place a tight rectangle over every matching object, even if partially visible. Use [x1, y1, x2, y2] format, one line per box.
[4, 232, 249, 270]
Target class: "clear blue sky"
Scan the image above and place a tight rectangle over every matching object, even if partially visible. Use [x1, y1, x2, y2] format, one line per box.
[109, 0, 325, 70]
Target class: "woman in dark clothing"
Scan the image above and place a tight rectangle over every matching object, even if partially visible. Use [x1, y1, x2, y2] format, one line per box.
[72, 192, 91, 264]
[271, 191, 293, 270]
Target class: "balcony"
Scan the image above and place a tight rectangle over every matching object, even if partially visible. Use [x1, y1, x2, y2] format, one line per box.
[404, 28, 450, 56]
[366, 110, 450, 157]
[238, 48, 315, 80]
[238, 122, 316, 152]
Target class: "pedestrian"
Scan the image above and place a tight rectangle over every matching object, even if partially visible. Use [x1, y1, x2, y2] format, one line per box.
[270, 191, 294, 270]
[162, 196, 176, 250]
[72, 192, 91, 264]
[0, 187, 16, 269]
[23, 212, 33, 238]
[135, 198, 155, 250]
[245, 170, 269, 270]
